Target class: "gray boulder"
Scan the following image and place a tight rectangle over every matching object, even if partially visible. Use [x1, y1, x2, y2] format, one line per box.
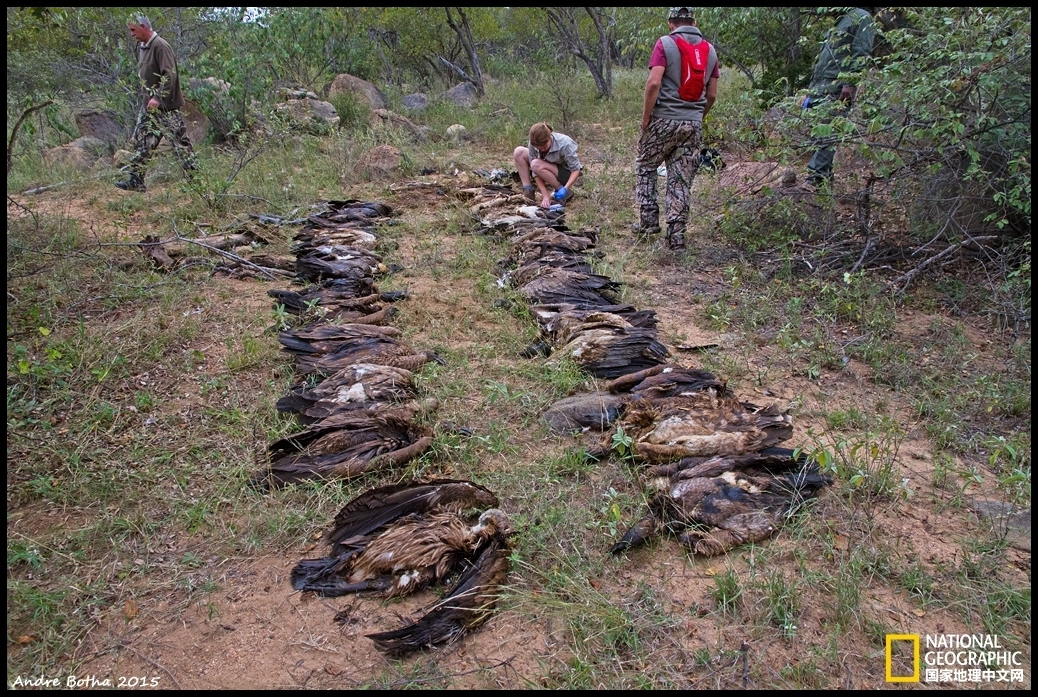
[369, 109, 428, 142]
[357, 145, 402, 179]
[275, 97, 340, 133]
[74, 109, 122, 148]
[327, 73, 388, 110]
[42, 136, 107, 171]
[401, 93, 429, 112]
[181, 99, 211, 148]
[441, 82, 479, 108]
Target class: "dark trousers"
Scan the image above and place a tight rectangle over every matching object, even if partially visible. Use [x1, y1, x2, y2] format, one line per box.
[804, 96, 848, 180]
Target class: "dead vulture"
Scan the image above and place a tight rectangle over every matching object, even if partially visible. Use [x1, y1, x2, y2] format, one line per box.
[515, 267, 621, 308]
[610, 447, 830, 556]
[505, 253, 597, 287]
[320, 479, 500, 557]
[291, 478, 507, 599]
[268, 288, 404, 326]
[294, 339, 446, 377]
[609, 391, 793, 464]
[529, 303, 659, 331]
[545, 311, 670, 380]
[540, 392, 625, 434]
[253, 400, 438, 488]
[277, 363, 418, 423]
[290, 478, 512, 656]
[295, 245, 387, 283]
[277, 323, 403, 356]
[270, 278, 383, 311]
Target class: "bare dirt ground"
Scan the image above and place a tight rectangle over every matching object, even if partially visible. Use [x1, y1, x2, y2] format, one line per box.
[8, 156, 1030, 690]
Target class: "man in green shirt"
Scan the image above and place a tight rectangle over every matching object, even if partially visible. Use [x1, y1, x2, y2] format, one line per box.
[116, 14, 196, 192]
[802, 7, 875, 187]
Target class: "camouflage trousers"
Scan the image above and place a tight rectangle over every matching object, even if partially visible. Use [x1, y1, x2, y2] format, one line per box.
[128, 109, 196, 176]
[634, 117, 703, 234]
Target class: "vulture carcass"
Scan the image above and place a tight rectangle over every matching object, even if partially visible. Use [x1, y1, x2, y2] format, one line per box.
[545, 311, 670, 380]
[290, 479, 513, 655]
[253, 400, 438, 488]
[277, 323, 403, 357]
[293, 507, 510, 597]
[277, 363, 418, 424]
[610, 447, 830, 556]
[613, 390, 793, 464]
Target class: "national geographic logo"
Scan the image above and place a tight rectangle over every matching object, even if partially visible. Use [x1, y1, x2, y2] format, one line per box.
[886, 634, 1025, 684]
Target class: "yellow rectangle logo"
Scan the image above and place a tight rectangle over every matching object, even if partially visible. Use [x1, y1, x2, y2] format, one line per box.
[886, 634, 920, 682]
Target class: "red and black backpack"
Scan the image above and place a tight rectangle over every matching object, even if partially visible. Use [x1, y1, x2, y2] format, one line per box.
[669, 35, 712, 101]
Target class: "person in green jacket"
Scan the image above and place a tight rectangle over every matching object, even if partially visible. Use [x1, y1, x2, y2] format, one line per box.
[801, 7, 875, 187]
[116, 14, 196, 192]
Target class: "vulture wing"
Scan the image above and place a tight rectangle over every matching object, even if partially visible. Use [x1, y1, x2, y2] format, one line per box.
[365, 534, 512, 655]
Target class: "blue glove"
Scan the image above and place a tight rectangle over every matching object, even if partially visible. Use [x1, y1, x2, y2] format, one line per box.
[553, 186, 568, 201]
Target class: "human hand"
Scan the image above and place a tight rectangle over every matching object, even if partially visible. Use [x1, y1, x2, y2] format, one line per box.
[147, 97, 160, 111]
[553, 186, 568, 202]
[839, 85, 856, 104]
[540, 195, 552, 209]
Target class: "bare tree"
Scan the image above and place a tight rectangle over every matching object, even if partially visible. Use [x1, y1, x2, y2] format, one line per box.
[544, 7, 613, 99]
[442, 7, 485, 96]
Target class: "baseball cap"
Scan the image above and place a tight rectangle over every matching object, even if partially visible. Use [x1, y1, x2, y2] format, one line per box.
[669, 7, 696, 19]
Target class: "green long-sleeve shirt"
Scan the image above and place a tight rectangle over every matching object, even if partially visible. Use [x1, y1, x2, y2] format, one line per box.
[808, 8, 875, 98]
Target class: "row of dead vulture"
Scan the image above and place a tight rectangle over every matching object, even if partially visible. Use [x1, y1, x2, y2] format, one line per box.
[463, 182, 831, 559]
[253, 198, 511, 656]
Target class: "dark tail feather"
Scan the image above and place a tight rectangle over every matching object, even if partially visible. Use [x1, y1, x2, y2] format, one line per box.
[291, 555, 379, 596]
[291, 557, 348, 590]
[609, 513, 658, 555]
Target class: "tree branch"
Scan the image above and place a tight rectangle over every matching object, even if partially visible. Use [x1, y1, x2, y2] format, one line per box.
[8, 100, 53, 175]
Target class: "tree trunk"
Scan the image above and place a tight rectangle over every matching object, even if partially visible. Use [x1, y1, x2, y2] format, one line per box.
[445, 7, 485, 96]
[544, 7, 613, 99]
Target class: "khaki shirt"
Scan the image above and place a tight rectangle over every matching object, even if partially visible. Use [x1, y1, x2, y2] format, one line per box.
[528, 132, 582, 173]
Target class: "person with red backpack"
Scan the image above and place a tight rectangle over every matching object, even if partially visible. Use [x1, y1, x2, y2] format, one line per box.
[633, 7, 720, 251]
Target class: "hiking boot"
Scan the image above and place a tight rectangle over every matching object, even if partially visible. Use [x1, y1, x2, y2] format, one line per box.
[115, 173, 146, 192]
[522, 184, 536, 202]
[631, 222, 661, 239]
